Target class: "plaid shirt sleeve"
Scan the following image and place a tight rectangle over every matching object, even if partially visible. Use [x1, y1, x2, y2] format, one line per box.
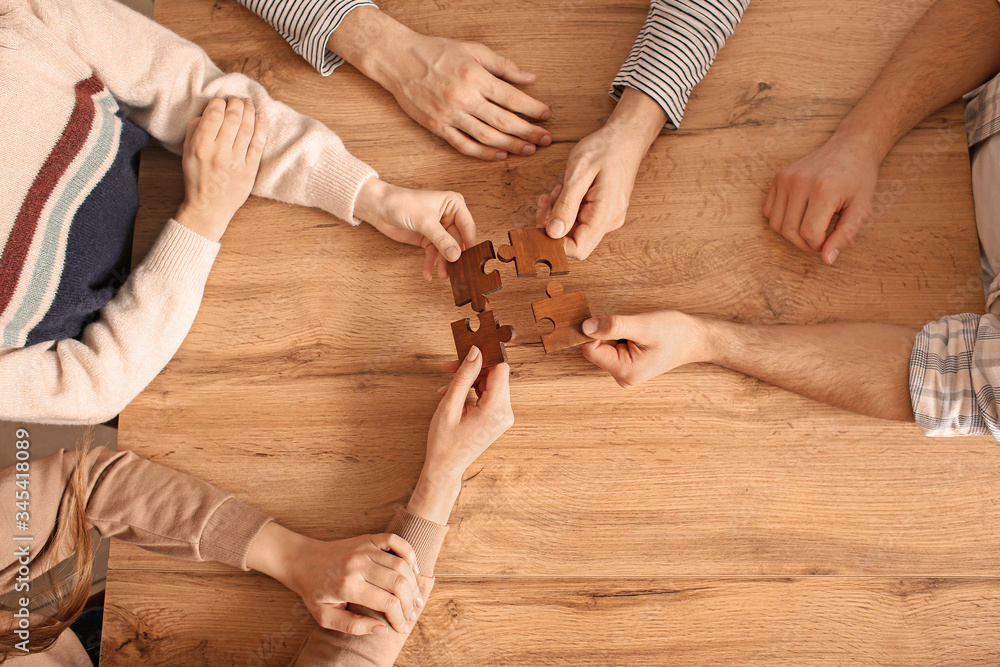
[236, 0, 376, 76]
[910, 279, 1000, 438]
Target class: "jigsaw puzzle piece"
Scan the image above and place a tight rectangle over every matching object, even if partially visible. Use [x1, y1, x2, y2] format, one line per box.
[531, 281, 592, 353]
[496, 228, 569, 277]
[449, 240, 502, 312]
[451, 310, 516, 367]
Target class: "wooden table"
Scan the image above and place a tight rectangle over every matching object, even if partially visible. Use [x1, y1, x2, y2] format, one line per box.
[101, 0, 1000, 664]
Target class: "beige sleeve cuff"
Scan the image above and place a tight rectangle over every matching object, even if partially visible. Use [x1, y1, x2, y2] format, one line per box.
[143, 218, 221, 288]
[199, 498, 273, 571]
[386, 505, 449, 577]
[305, 144, 378, 226]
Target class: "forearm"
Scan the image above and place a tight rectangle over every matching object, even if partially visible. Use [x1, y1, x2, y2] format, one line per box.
[700, 319, 917, 421]
[612, 0, 749, 128]
[605, 87, 668, 156]
[0, 220, 218, 424]
[835, 0, 1000, 161]
[325, 5, 409, 88]
[65, 0, 376, 224]
[406, 465, 462, 526]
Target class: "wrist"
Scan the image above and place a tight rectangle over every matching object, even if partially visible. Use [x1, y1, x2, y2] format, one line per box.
[604, 87, 668, 155]
[831, 113, 894, 168]
[245, 522, 309, 594]
[174, 203, 229, 243]
[353, 176, 389, 226]
[691, 315, 724, 367]
[407, 464, 463, 526]
[327, 6, 413, 87]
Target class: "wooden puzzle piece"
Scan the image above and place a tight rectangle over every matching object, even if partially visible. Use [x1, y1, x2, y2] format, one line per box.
[451, 310, 516, 367]
[531, 281, 592, 353]
[496, 228, 569, 277]
[449, 240, 502, 312]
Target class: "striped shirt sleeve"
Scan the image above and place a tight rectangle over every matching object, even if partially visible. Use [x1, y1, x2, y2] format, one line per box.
[236, 0, 376, 76]
[612, 0, 749, 129]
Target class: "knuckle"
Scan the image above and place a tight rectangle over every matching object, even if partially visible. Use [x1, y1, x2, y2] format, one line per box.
[458, 65, 478, 83]
[345, 621, 366, 636]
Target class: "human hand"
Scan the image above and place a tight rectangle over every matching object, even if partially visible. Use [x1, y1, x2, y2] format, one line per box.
[376, 32, 551, 160]
[764, 133, 882, 264]
[331, 8, 551, 161]
[539, 87, 665, 260]
[428, 347, 513, 479]
[581, 311, 708, 388]
[406, 348, 513, 525]
[175, 97, 267, 242]
[247, 523, 423, 636]
[354, 178, 476, 280]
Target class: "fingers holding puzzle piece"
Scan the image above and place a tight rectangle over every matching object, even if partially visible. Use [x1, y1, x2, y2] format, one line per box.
[449, 240, 503, 312]
[532, 281, 592, 353]
[452, 310, 516, 367]
[497, 228, 569, 277]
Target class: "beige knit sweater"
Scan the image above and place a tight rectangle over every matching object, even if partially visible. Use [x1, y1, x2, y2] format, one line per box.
[0, 0, 377, 424]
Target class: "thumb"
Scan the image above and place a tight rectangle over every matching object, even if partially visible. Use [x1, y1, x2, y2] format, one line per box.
[441, 346, 484, 414]
[321, 608, 388, 636]
[477, 45, 535, 85]
[418, 209, 463, 263]
[582, 314, 639, 342]
[546, 166, 591, 239]
[822, 205, 867, 265]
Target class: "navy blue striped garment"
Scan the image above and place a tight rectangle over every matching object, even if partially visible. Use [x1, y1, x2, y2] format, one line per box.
[237, 0, 749, 128]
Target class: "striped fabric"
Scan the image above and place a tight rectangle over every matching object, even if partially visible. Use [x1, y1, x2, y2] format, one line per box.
[236, 0, 375, 75]
[0, 74, 149, 347]
[612, 0, 749, 129]
[964, 71, 1000, 148]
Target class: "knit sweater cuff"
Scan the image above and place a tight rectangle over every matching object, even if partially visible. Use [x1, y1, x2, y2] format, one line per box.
[142, 219, 222, 289]
[199, 497, 273, 570]
[387, 506, 449, 577]
[305, 145, 378, 226]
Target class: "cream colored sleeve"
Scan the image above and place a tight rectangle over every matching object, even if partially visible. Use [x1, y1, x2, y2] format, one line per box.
[47, 0, 377, 225]
[0, 221, 218, 424]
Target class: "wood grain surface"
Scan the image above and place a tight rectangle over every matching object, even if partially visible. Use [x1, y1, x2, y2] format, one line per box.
[102, 0, 997, 664]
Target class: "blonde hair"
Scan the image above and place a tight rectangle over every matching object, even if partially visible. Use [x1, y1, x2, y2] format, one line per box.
[0, 435, 95, 661]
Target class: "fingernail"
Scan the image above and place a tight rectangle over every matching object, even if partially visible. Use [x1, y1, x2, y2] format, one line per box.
[445, 246, 461, 262]
[495, 151, 508, 160]
[547, 219, 565, 236]
[417, 594, 425, 606]
[827, 248, 839, 264]
[521, 144, 535, 155]
[468, 346, 480, 361]
[410, 611, 418, 621]
[582, 318, 597, 336]
[541, 110, 551, 121]
[405, 624, 411, 633]
[412, 559, 421, 576]
[540, 135, 552, 146]
[371, 626, 388, 635]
